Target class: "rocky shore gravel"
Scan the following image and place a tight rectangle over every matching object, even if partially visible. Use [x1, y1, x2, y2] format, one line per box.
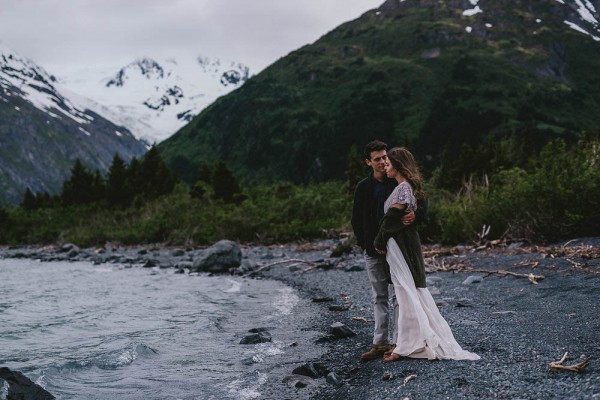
[1, 237, 599, 399]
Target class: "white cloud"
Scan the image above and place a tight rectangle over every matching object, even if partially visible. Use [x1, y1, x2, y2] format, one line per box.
[0, 0, 384, 74]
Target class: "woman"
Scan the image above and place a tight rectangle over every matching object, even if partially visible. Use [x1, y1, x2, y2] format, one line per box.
[374, 147, 479, 362]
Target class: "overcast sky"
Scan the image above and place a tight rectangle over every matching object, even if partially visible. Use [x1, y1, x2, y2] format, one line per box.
[0, 0, 384, 74]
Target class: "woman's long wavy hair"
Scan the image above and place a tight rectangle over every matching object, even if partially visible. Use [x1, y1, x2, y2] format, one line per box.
[387, 147, 425, 199]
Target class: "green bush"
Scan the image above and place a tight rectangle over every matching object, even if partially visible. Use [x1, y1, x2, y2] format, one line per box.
[1, 135, 597, 247]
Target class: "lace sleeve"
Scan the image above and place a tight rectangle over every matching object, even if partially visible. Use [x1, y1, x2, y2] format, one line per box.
[392, 182, 412, 206]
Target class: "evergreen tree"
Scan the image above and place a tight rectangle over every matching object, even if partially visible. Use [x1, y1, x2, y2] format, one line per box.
[212, 161, 242, 203]
[198, 163, 213, 184]
[344, 144, 366, 196]
[92, 169, 106, 203]
[0, 207, 11, 242]
[21, 188, 37, 210]
[61, 159, 97, 205]
[107, 154, 130, 208]
[190, 163, 214, 200]
[140, 145, 177, 200]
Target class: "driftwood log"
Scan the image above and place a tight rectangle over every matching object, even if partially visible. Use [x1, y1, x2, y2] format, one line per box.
[548, 352, 592, 373]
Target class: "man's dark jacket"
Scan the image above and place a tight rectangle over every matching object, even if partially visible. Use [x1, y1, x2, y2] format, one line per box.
[351, 173, 428, 257]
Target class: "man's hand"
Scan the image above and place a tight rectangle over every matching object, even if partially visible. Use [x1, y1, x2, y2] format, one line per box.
[375, 248, 386, 255]
[401, 210, 416, 225]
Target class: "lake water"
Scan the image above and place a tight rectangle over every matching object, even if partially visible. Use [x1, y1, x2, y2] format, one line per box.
[0, 258, 324, 399]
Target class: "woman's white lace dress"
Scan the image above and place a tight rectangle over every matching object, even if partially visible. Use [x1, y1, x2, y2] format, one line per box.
[385, 182, 480, 360]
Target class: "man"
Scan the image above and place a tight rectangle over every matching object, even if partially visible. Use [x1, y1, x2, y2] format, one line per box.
[351, 140, 427, 361]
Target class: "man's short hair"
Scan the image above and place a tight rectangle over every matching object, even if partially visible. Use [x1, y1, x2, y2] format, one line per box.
[364, 140, 388, 160]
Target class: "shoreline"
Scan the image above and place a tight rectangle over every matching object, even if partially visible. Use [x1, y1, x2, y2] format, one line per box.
[1, 238, 599, 399]
[253, 238, 600, 399]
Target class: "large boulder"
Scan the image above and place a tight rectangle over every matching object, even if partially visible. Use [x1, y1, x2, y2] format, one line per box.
[192, 240, 242, 273]
[0, 367, 55, 400]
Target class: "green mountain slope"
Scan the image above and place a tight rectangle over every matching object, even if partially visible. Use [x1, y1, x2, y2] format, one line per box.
[159, 0, 600, 185]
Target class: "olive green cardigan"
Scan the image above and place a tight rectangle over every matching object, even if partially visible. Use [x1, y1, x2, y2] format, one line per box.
[373, 207, 427, 288]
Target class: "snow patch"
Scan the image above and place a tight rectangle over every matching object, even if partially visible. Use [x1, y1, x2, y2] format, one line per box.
[485, 23, 493, 28]
[466, 26, 473, 33]
[463, 6, 483, 16]
[563, 19, 600, 40]
[78, 127, 91, 136]
[574, 0, 598, 25]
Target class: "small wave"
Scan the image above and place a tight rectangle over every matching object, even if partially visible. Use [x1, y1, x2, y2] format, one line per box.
[224, 279, 242, 293]
[97, 343, 158, 370]
[226, 371, 268, 400]
[44, 342, 158, 376]
[272, 287, 299, 315]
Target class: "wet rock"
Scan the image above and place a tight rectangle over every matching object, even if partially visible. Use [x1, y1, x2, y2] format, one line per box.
[462, 275, 484, 285]
[329, 305, 350, 311]
[344, 264, 364, 272]
[0, 367, 55, 400]
[382, 371, 395, 381]
[282, 375, 313, 389]
[60, 243, 79, 253]
[248, 327, 274, 333]
[456, 298, 474, 307]
[435, 300, 450, 307]
[326, 372, 344, 387]
[175, 261, 193, 270]
[171, 249, 185, 257]
[429, 286, 441, 295]
[330, 322, 356, 339]
[240, 331, 271, 344]
[67, 248, 80, 258]
[142, 259, 156, 268]
[241, 355, 262, 365]
[426, 276, 444, 285]
[312, 296, 334, 303]
[292, 362, 330, 378]
[192, 240, 242, 273]
[237, 260, 259, 275]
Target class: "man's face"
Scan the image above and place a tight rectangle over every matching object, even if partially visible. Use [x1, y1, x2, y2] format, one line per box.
[366, 150, 387, 173]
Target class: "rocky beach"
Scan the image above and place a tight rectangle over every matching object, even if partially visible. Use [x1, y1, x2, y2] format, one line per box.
[1, 237, 599, 399]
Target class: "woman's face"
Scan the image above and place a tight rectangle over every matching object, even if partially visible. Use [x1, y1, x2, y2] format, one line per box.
[384, 161, 397, 179]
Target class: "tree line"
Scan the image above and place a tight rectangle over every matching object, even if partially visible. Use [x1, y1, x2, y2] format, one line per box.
[20, 146, 244, 211]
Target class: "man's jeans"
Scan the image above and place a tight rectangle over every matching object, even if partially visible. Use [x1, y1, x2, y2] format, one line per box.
[365, 253, 398, 345]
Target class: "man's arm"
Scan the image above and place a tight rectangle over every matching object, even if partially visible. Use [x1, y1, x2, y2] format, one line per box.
[400, 197, 429, 225]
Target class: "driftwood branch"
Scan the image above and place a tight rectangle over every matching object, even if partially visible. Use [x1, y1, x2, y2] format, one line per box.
[351, 316, 374, 323]
[247, 258, 318, 276]
[425, 258, 545, 284]
[549, 352, 592, 373]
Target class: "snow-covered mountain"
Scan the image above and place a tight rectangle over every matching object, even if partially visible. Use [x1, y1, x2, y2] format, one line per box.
[0, 43, 147, 204]
[57, 55, 251, 143]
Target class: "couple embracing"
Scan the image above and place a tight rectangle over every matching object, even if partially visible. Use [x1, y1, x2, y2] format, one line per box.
[351, 140, 479, 362]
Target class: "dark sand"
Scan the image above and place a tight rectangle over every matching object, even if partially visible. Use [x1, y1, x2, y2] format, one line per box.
[255, 237, 600, 399]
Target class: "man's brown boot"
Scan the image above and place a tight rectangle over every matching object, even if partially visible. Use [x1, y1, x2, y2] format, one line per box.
[361, 344, 393, 361]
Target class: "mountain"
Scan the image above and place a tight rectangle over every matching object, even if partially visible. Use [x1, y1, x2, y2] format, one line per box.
[0, 43, 147, 205]
[158, 0, 600, 186]
[57, 55, 250, 143]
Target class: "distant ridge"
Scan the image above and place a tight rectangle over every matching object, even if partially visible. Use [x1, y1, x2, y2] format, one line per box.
[0, 43, 147, 204]
[56, 55, 251, 143]
[158, 0, 600, 185]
